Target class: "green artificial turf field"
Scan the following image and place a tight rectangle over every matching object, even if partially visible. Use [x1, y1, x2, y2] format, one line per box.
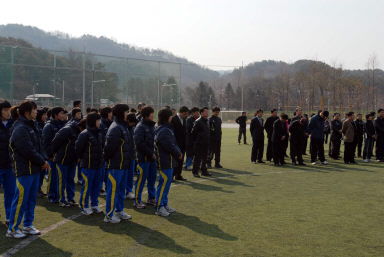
[1, 128, 384, 257]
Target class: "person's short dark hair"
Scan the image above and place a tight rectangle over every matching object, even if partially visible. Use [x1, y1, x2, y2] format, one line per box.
[0, 100, 11, 116]
[256, 109, 263, 114]
[18, 101, 37, 117]
[10, 106, 19, 120]
[86, 107, 92, 113]
[370, 111, 376, 116]
[141, 106, 154, 119]
[100, 107, 112, 119]
[51, 107, 65, 119]
[90, 108, 98, 113]
[86, 112, 101, 127]
[158, 108, 173, 125]
[164, 105, 171, 110]
[36, 108, 47, 122]
[322, 111, 329, 117]
[191, 107, 199, 113]
[280, 113, 288, 120]
[378, 109, 384, 113]
[179, 106, 189, 114]
[333, 112, 339, 117]
[113, 104, 129, 121]
[46, 108, 52, 118]
[212, 106, 220, 112]
[64, 110, 68, 114]
[241, 111, 246, 115]
[127, 112, 137, 124]
[73, 100, 81, 108]
[77, 119, 87, 131]
[366, 114, 372, 120]
[271, 109, 277, 113]
[200, 107, 208, 114]
[130, 108, 137, 113]
[347, 112, 354, 117]
[293, 111, 296, 116]
[71, 107, 82, 119]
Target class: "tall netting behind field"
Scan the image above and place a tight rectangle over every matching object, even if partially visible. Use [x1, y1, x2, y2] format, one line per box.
[220, 111, 244, 123]
[0, 44, 182, 109]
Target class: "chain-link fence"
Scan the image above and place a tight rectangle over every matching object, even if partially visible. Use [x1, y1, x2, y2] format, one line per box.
[0, 44, 182, 111]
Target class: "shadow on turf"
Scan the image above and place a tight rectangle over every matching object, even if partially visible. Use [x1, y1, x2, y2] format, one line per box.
[11, 238, 73, 257]
[181, 180, 234, 193]
[167, 212, 238, 241]
[72, 215, 192, 255]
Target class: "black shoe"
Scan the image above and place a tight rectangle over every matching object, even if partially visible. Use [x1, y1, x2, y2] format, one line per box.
[281, 161, 287, 165]
[215, 163, 223, 168]
[298, 163, 306, 166]
[274, 163, 281, 166]
[257, 161, 265, 164]
[201, 172, 212, 177]
[175, 176, 187, 181]
[344, 161, 350, 164]
[193, 173, 201, 178]
[206, 164, 212, 169]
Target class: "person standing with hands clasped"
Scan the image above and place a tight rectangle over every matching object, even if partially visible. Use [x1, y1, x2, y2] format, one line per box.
[154, 108, 182, 217]
[7, 101, 49, 239]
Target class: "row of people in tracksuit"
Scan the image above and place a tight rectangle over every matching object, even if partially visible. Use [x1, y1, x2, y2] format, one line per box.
[0, 100, 183, 238]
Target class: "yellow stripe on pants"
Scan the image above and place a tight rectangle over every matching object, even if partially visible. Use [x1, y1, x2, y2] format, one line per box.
[157, 170, 168, 211]
[107, 173, 117, 217]
[135, 165, 144, 204]
[81, 172, 89, 209]
[56, 164, 63, 201]
[12, 179, 24, 232]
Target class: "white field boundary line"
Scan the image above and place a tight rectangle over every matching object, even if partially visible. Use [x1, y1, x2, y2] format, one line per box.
[0, 168, 321, 257]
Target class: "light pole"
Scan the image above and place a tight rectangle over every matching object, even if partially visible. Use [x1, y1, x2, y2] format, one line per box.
[91, 80, 105, 107]
[160, 83, 176, 107]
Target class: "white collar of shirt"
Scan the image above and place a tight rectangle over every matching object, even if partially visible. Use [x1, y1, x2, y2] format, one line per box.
[177, 113, 183, 124]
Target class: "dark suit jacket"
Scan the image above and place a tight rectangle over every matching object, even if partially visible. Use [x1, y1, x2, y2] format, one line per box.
[272, 119, 287, 143]
[171, 115, 186, 152]
[250, 116, 264, 142]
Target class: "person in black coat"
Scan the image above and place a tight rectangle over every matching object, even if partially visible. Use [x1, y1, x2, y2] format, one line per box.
[329, 113, 342, 159]
[272, 113, 288, 166]
[191, 107, 211, 177]
[171, 106, 189, 181]
[99, 107, 113, 193]
[184, 107, 199, 170]
[207, 106, 223, 169]
[354, 114, 365, 158]
[374, 109, 384, 161]
[289, 117, 307, 165]
[264, 109, 279, 162]
[363, 113, 376, 162]
[250, 109, 264, 163]
[36, 108, 48, 197]
[236, 112, 248, 144]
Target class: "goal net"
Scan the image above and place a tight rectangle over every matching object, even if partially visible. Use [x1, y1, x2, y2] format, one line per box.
[220, 110, 245, 123]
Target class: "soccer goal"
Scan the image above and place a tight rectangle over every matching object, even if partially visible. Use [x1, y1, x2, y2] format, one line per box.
[220, 110, 244, 123]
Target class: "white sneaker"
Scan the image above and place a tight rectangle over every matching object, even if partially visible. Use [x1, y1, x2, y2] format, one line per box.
[82, 208, 93, 215]
[104, 215, 121, 223]
[116, 211, 132, 220]
[363, 159, 369, 163]
[6, 229, 27, 239]
[155, 206, 170, 217]
[126, 192, 135, 200]
[311, 162, 317, 165]
[22, 226, 41, 235]
[91, 206, 103, 214]
[321, 161, 328, 165]
[165, 205, 176, 214]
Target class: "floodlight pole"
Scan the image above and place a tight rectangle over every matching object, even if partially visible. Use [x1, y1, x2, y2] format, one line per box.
[82, 53, 86, 113]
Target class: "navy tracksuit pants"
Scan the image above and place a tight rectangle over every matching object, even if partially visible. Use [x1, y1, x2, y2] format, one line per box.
[56, 164, 76, 203]
[79, 168, 102, 209]
[156, 168, 173, 212]
[105, 169, 127, 218]
[0, 168, 16, 221]
[135, 161, 156, 204]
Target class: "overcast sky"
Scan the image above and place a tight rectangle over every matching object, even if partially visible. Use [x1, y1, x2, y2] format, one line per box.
[1, 0, 383, 70]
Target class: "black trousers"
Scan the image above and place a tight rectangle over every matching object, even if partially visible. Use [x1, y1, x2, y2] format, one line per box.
[173, 151, 185, 178]
[376, 136, 384, 160]
[290, 141, 303, 164]
[329, 138, 341, 158]
[363, 137, 375, 159]
[310, 139, 325, 162]
[303, 136, 308, 154]
[272, 141, 285, 164]
[344, 141, 356, 163]
[238, 127, 247, 144]
[356, 135, 363, 157]
[208, 140, 221, 165]
[266, 136, 273, 161]
[193, 144, 209, 174]
[251, 138, 264, 162]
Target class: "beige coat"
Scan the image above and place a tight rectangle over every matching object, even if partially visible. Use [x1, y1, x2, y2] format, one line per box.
[342, 119, 355, 143]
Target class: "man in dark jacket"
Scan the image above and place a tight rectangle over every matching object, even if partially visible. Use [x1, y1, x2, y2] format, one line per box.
[171, 106, 189, 181]
[7, 101, 49, 239]
[236, 112, 248, 144]
[207, 106, 223, 169]
[329, 113, 342, 160]
[307, 111, 329, 165]
[374, 109, 384, 161]
[363, 113, 376, 162]
[75, 112, 103, 215]
[103, 104, 134, 223]
[289, 117, 307, 165]
[51, 109, 82, 208]
[354, 114, 365, 158]
[42, 107, 66, 203]
[272, 114, 288, 166]
[342, 112, 357, 164]
[250, 109, 264, 163]
[0, 100, 15, 227]
[134, 106, 157, 209]
[184, 107, 199, 170]
[264, 109, 279, 162]
[191, 107, 211, 177]
[154, 108, 182, 217]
